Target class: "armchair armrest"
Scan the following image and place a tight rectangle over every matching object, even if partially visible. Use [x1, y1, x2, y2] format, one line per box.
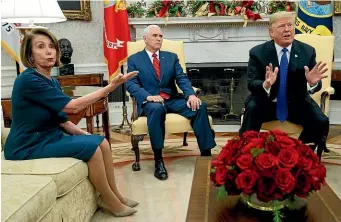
[193, 86, 201, 95]
[320, 87, 334, 114]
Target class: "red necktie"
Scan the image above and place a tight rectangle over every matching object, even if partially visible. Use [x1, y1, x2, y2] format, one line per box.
[152, 53, 170, 99]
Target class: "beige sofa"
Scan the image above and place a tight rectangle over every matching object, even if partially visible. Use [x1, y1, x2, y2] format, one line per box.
[1, 127, 98, 222]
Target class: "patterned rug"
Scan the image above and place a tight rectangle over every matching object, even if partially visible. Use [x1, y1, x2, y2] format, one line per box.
[111, 137, 341, 165]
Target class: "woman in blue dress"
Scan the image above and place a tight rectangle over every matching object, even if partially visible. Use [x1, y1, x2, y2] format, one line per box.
[4, 28, 139, 217]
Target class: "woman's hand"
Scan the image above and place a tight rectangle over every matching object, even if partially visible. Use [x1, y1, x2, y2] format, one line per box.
[110, 71, 139, 88]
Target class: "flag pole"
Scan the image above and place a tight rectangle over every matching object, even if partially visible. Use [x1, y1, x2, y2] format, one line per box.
[113, 65, 131, 133]
[16, 61, 20, 75]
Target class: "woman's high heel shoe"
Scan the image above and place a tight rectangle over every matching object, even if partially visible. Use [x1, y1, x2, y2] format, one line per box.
[123, 198, 139, 208]
[98, 197, 137, 217]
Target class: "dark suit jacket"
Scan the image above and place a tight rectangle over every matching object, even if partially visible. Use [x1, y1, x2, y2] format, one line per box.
[247, 39, 322, 103]
[126, 50, 195, 115]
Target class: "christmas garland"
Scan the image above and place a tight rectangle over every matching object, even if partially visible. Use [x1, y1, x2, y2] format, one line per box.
[127, 0, 296, 25]
[127, 1, 147, 18]
[146, 0, 186, 18]
[268, 1, 296, 14]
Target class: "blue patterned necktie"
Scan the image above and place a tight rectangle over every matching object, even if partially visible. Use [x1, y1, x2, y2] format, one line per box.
[277, 48, 289, 122]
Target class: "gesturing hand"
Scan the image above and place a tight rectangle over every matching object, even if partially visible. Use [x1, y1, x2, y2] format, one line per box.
[187, 95, 201, 111]
[263, 63, 279, 89]
[110, 71, 139, 87]
[305, 61, 328, 86]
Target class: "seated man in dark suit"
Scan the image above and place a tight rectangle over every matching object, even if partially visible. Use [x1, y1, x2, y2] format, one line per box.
[126, 25, 216, 180]
[240, 11, 329, 154]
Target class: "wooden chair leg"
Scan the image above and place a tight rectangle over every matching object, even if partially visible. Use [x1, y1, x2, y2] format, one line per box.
[183, 132, 188, 146]
[131, 135, 144, 171]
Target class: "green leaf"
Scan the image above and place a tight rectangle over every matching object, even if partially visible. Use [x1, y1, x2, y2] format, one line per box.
[286, 197, 298, 211]
[272, 201, 284, 222]
[217, 186, 228, 201]
[210, 168, 216, 173]
[251, 148, 264, 158]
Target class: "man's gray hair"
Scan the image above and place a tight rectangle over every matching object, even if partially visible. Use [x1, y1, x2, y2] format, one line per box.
[143, 25, 160, 36]
[269, 11, 296, 27]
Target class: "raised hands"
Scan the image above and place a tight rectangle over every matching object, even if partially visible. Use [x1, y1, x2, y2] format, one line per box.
[110, 71, 139, 87]
[263, 63, 279, 89]
[304, 61, 328, 86]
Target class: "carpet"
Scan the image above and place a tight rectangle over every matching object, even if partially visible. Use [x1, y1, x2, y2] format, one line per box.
[111, 137, 341, 165]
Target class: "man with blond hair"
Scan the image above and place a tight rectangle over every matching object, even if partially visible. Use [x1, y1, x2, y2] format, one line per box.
[240, 11, 330, 155]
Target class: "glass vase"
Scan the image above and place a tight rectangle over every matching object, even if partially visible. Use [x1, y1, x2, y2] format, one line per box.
[240, 193, 288, 212]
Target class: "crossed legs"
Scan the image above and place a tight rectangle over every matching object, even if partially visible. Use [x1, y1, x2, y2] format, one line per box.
[87, 138, 138, 217]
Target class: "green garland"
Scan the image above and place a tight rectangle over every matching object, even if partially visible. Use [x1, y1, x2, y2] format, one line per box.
[127, 1, 147, 18]
[127, 0, 297, 18]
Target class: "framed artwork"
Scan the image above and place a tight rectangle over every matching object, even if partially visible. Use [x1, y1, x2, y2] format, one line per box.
[335, 1, 341, 15]
[57, 0, 92, 21]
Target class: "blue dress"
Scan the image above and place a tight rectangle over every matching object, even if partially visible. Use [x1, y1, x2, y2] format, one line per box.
[4, 68, 104, 161]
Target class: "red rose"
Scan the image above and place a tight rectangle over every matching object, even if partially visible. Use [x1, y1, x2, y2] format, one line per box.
[259, 131, 271, 140]
[309, 164, 326, 190]
[241, 130, 259, 141]
[276, 169, 295, 194]
[265, 141, 281, 156]
[255, 153, 278, 177]
[219, 139, 241, 165]
[257, 177, 277, 202]
[277, 135, 296, 149]
[241, 138, 265, 153]
[236, 170, 259, 194]
[214, 165, 228, 186]
[295, 170, 312, 198]
[278, 148, 299, 169]
[271, 129, 288, 137]
[236, 153, 253, 170]
[224, 170, 241, 195]
[297, 156, 313, 171]
[297, 143, 311, 156]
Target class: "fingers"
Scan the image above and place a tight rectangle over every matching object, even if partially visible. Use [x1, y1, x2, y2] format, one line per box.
[321, 74, 328, 79]
[266, 65, 270, 74]
[190, 100, 196, 111]
[269, 63, 273, 72]
[152, 96, 163, 103]
[273, 67, 279, 76]
[318, 62, 327, 71]
[304, 66, 309, 75]
[265, 71, 270, 80]
[320, 67, 328, 75]
[188, 98, 201, 111]
[314, 61, 322, 70]
[125, 71, 139, 79]
[128, 70, 139, 75]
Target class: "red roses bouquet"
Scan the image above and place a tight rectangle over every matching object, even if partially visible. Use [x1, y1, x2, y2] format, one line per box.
[211, 130, 326, 221]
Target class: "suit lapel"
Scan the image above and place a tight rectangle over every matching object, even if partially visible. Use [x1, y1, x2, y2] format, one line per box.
[267, 40, 280, 70]
[140, 50, 159, 82]
[288, 40, 299, 73]
[159, 51, 166, 83]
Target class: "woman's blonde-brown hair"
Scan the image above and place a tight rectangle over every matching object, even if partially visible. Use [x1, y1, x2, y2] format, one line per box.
[20, 28, 61, 68]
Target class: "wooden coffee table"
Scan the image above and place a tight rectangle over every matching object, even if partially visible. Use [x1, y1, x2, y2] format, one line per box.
[186, 157, 341, 222]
